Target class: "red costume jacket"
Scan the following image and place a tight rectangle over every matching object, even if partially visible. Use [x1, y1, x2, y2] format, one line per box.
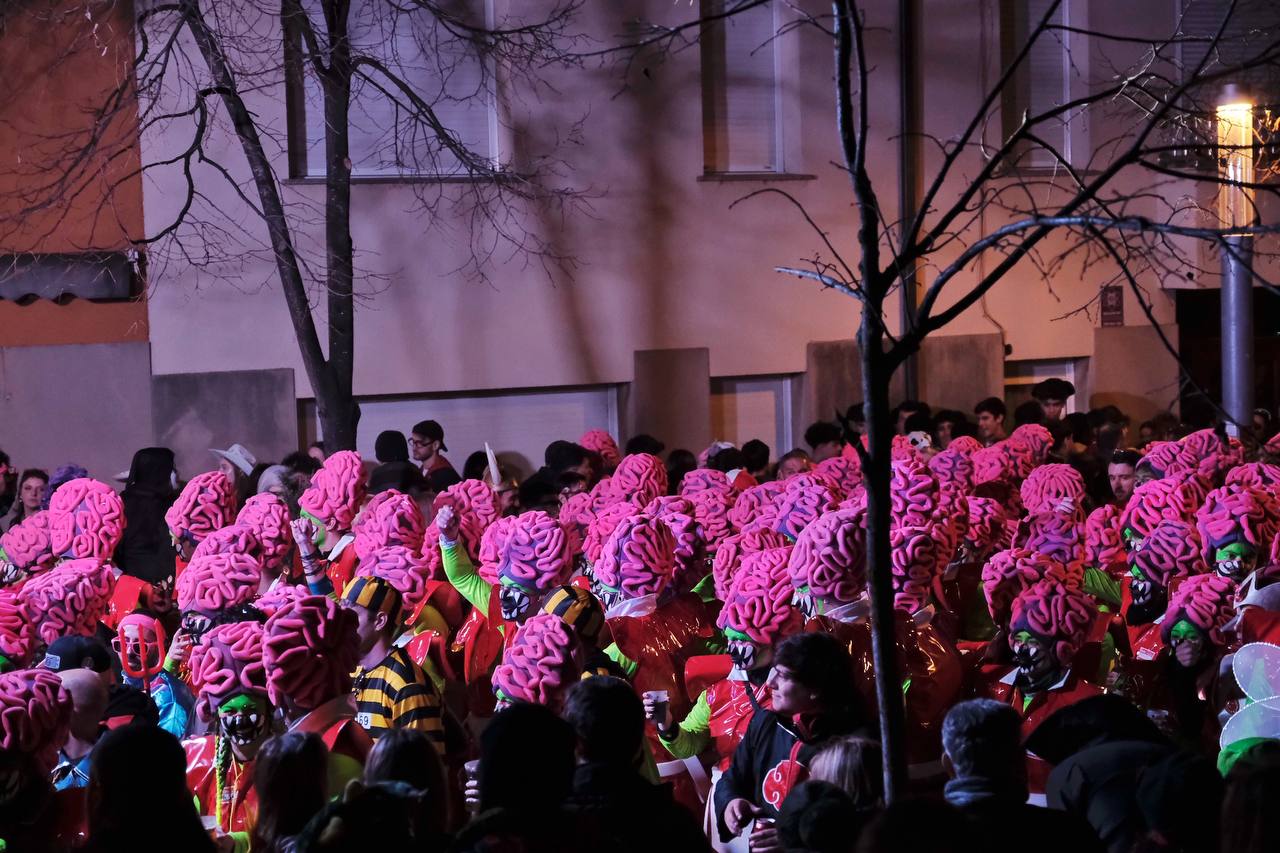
[989, 670, 1102, 793]
[184, 734, 257, 836]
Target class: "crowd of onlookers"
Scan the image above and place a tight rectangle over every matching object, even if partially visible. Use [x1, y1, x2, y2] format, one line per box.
[2, 376, 1280, 853]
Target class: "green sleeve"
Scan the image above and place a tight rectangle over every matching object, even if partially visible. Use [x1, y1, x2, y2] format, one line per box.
[1084, 567, 1122, 610]
[658, 689, 712, 758]
[442, 541, 493, 614]
[604, 642, 639, 678]
[229, 831, 250, 853]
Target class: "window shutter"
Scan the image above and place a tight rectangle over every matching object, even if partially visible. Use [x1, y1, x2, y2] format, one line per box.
[703, 1, 779, 173]
[1023, 0, 1069, 167]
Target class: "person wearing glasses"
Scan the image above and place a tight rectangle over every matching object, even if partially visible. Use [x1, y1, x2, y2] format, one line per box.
[410, 419, 461, 492]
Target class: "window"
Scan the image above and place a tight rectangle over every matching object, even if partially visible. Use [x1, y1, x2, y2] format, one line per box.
[701, 1, 782, 174]
[286, 0, 498, 178]
[1176, 0, 1277, 90]
[1000, 0, 1088, 169]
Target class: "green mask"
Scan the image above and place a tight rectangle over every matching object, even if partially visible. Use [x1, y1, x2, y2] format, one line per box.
[1213, 542, 1255, 582]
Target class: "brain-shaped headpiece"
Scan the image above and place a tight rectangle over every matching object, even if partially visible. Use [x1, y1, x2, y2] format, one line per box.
[1022, 512, 1085, 579]
[948, 436, 983, 456]
[299, 451, 367, 531]
[1131, 519, 1206, 589]
[583, 501, 639, 566]
[787, 508, 867, 606]
[713, 527, 790, 601]
[1175, 429, 1229, 480]
[48, 478, 125, 561]
[772, 474, 838, 540]
[593, 514, 676, 601]
[353, 490, 425, 562]
[476, 514, 518, 584]
[972, 445, 1012, 485]
[965, 497, 1009, 557]
[491, 613, 581, 711]
[718, 547, 802, 645]
[493, 511, 572, 593]
[435, 479, 500, 545]
[580, 430, 622, 469]
[891, 525, 942, 612]
[0, 669, 71, 773]
[645, 496, 704, 587]
[1161, 573, 1236, 647]
[929, 449, 975, 494]
[1195, 485, 1280, 566]
[191, 524, 262, 562]
[1084, 505, 1126, 573]
[729, 481, 787, 532]
[1121, 476, 1203, 543]
[557, 491, 595, 556]
[355, 545, 431, 615]
[891, 434, 919, 463]
[680, 468, 735, 500]
[0, 591, 34, 668]
[237, 494, 292, 573]
[188, 620, 268, 721]
[890, 459, 940, 530]
[19, 558, 115, 646]
[813, 456, 862, 500]
[1225, 462, 1280, 490]
[0, 510, 55, 574]
[610, 453, 668, 508]
[1007, 424, 1054, 479]
[688, 486, 737, 549]
[176, 552, 261, 617]
[1138, 441, 1180, 479]
[1020, 464, 1086, 519]
[982, 548, 1070, 628]
[264, 595, 358, 713]
[1009, 579, 1097, 668]
[254, 582, 309, 620]
[165, 472, 236, 545]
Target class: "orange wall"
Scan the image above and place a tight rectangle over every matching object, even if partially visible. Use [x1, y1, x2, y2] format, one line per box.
[0, 0, 147, 347]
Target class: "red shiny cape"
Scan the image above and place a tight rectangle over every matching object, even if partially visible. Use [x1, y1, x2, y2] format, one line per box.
[184, 734, 257, 835]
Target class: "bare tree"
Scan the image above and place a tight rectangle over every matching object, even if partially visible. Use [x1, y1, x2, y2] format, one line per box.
[0, 0, 586, 449]
[598, 0, 1280, 800]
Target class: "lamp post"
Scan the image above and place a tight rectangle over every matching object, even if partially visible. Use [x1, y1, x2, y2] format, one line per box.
[1217, 84, 1255, 431]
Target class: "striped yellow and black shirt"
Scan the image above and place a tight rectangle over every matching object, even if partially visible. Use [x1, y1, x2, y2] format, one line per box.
[352, 646, 445, 751]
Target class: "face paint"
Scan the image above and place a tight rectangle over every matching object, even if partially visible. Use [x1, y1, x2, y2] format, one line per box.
[300, 510, 328, 551]
[498, 580, 534, 623]
[1010, 629, 1059, 694]
[593, 581, 622, 612]
[217, 694, 270, 761]
[1169, 618, 1208, 668]
[1126, 565, 1166, 626]
[180, 610, 213, 643]
[1214, 542, 1256, 582]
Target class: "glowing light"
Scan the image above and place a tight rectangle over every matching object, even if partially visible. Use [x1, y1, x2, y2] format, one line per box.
[1216, 91, 1255, 234]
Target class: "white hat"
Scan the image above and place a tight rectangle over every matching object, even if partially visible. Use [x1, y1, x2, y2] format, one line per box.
[210, 443, 258, 477]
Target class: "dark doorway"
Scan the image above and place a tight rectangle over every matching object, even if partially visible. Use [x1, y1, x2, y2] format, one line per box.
[1176, 288, 1280, 426]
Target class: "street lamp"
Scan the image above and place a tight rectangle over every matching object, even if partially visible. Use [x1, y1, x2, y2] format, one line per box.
[1216, 84, 1255, 431]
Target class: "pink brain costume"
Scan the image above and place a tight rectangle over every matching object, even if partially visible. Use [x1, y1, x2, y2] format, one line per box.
[645, 496, 704, 588]
[1020, 464, 1086, 519]
[1131, 519, 1206, 589]
[0, 668, 72, 773]
[0, 510, 55, 577]
[1195, 485, 1280, 581]
[713, 527, 790, 602]
[494, 511, 572, 593]
[492, 613, 581, 711]
[611, 453, 668, 507]
[1085, 505, 1126, 573]
[891, 525, 942, 613]
[814, 456, 862, 500]
[583, 501, 640, 566]
[166, 472, 237, 547]
[299, 451, 368, 531]
[355, 545, 432, 615]
[188, 620, 268, 721]
[237, 494, 293, 574]
[680, 468, 735, 500]
[964, 497, 1009, 561]
[0, 591, 35, 668]
[890, 460, 940, 530]
[718, 547, 801, 646]
[580, 430, 622, 469]
[176, 553, 261, 618]
[352, 490, 426, 562]
[1121, 476, 1203, 546]
[972, 445, 1012, 486]
[1225, 462, 1280, 490]
[1006, 425, 1053, 479]
[264, 595, 359, 713]
[1009, 579, 1097, 669]
[772, 474, 839, 541]
[689, 486, 737, 550]
[49, 478, 125, 561]
[948, 436, 983, 456]
[787, 508, 867, 615]
[20, 558, 115, 646]
[557, 491, 595, 556]
[929, 449, 975, 495]
[729, 481, 787, 532]
[982, 548, 1069, 628]
[593, 514, 676, 608]
[1161, 573, 1236, 647]
[1021, 512, 1085, 578]
[191, 524, 262, 562]
[478, 515, 520, 584]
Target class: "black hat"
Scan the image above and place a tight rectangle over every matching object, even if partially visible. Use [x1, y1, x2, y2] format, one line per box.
[411, 420, 447, 452]
[42, 635, 113, 673]
[1031, 378, 1076, 401]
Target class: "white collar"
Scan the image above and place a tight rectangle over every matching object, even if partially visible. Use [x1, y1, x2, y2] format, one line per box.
[606, 593, 658, 619]
[998, 667, 1071, 693]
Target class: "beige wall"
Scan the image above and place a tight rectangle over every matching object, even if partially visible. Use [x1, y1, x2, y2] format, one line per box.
[140, 1, 1183, 413]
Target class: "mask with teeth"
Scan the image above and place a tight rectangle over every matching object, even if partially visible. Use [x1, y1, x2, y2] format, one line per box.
[0, 561, 27, 587]
[1010, 629, 1059, 694]
[181, 610, 213, 644]
[217, 694, 271, 762]
[1214, 542, 1256, 582]
[592, 580, 623, 612]
[725, 629, 765, 672]
[1126, 565, 1167, 626]
[1122, 527, 1144, 554]
[1168, 619, 1208, 669]
[791, 586, 816, 619]
[498, 581, 535, 623]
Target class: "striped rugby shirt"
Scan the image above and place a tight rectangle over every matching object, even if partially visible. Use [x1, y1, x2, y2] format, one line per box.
[352, 645, 445, 750]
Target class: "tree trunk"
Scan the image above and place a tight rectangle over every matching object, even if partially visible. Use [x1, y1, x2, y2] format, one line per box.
[860, 306, 909, 803]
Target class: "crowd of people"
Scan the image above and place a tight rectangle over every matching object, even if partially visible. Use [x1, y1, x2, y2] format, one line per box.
[0, 379, 1279, 853]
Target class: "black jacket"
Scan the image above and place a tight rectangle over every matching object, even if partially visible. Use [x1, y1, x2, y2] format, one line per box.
[1047, 740, 1174, 853]
[567, 762, 709, 853]
[945, 776, 1104, 853]
[115, 448, 178, 583]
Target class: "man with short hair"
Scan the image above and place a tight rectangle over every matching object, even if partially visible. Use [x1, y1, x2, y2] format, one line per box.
[803, 422, 845, 463]
[893, 400, 930, 435]
[1108, 450, 1140, 507]
[342, 575, 445, 751]
[52, 668, 109, 791]
[741, 439, 770, 480]
[942, 699, 1102, 853]
[0, 449, 13, 520]
[1032, 378, 1076, 422]
[410, 420, 461, 492]
[974, 397, 1008, 445]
